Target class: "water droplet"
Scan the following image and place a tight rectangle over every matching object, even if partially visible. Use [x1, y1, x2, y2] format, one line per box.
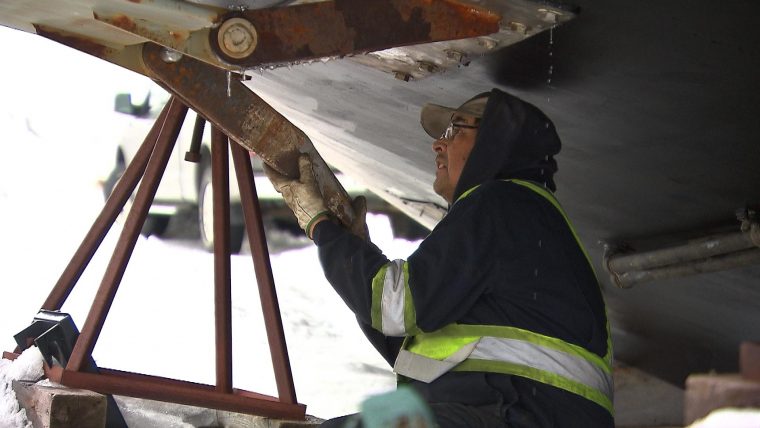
[533, 292, 537, 300]
[226, 71, 232, 98]
[545, 122, 550, 128]
[534, 268, 538, 277]
[532, 386, 537, 395]
[538, 240, 542, 248]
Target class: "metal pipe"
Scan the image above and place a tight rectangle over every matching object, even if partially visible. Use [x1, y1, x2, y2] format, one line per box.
[608, 231, 758, 273]
[230, 141, 297, 405]
[185, 114, 206, 163]
[57, 367, 306, 419]
[67, 98, 188, 372]
[41, 104, 171, 310]
[211, 128, 233, 393]
[611, 248, 760, 289]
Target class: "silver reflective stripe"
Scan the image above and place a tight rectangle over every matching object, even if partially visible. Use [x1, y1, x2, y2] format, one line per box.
[394, 340, 481, 383]
[380, 259, 407, 336]
[470, 337, 613, 398]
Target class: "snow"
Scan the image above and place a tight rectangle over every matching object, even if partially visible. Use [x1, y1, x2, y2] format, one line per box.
[0, 348, 43, 428]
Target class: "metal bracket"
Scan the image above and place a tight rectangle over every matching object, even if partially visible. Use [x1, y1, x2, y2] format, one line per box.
[142, 42, 365, 236]
[13, 310, 128, 427]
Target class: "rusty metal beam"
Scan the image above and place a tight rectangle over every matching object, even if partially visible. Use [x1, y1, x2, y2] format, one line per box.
[143, 43, 366, 237]
[231, 141, 297, 405]
[41, 103, 173, 311]
[210, 0, 501, 66]
[211, 128, 233, 393]
[46, 365, 305, 419]
[67, 98, 188, 373]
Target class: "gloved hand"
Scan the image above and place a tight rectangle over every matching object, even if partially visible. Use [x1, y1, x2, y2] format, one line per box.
[350, 195, 370, 242]
[264, 154, 329, 239]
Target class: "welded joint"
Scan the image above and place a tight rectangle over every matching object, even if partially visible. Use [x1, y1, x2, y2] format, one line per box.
[602, 242, 634, 289]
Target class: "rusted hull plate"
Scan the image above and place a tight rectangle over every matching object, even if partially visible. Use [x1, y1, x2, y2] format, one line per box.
[213, 0, 501, 66]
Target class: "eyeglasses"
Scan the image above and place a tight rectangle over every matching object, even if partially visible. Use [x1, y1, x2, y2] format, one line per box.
[441, 122, 479, 141]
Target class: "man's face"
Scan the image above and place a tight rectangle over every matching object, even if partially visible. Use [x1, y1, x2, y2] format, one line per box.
[432, 114, 479, 203]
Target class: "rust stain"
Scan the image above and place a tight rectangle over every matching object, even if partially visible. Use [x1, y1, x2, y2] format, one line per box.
[110, 14, 137, 32]
[211, 0, 500, 67]
[169, 30, 190, 43]
[33, 24, 110, 59]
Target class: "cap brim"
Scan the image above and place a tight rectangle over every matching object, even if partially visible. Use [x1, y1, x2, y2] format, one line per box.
[420, 93, 490, 139]
[420, 103, 456, 139]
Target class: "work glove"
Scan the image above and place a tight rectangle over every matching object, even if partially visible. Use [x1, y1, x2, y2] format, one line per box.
[350, 195, 370, 242]
[264, 154, 329, 239]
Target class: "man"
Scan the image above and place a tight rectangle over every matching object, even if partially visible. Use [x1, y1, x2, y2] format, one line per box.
[266, 89, 614, 427]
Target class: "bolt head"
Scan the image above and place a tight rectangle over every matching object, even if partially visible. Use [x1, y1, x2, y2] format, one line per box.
[160, 48, 183, 63]
[217, 17, 258, 59]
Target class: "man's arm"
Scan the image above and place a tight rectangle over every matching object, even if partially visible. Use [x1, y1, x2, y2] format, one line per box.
[314, 187, 504, 336]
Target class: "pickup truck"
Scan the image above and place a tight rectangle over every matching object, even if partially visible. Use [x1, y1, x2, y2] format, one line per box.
[104, 84, 426, 253]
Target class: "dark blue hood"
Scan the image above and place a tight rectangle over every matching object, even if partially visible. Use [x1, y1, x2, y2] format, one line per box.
[453, 89, 561, 202]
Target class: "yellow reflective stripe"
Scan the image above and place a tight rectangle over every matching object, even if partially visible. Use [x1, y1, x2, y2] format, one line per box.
[455, 359, 614, 415]
[371, 262, 420, 335]
[509, 179, 614, 364]
[371, 264, 387, 332]
[455, 185, 480, 203]
[409, 323, 609, 373]
[402, 262, 421, 336]
[407, 329, 480, 360]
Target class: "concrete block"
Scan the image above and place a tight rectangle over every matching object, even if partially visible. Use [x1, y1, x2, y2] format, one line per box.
[613, 363, 684, 427]
[12, 380, 106, 428]
[684, 373, 760, 425]
[741, 341, 760, 382]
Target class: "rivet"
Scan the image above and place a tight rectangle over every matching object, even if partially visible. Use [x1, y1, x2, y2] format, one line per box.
[538, 8, 562, 24]
[394, 71, 412, 82]
[417, 61, 439, 73]
[507, 22, 528, 36]
[478, 37, 499, 49]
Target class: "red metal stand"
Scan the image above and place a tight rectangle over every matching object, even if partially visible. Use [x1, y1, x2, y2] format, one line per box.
[19, 96, 305, 419]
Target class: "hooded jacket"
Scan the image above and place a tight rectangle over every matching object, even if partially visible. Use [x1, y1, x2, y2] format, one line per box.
[313, 89, 613, 427]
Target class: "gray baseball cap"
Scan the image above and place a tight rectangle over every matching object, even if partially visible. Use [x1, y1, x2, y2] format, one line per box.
[420, 91, 490, 139]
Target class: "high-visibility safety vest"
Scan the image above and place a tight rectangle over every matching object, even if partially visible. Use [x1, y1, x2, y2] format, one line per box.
[370, 179, 614, 415]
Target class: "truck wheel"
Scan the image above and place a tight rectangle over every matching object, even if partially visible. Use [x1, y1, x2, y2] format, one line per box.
[104, 150, 171, 237]
[198, 166, 245, 253]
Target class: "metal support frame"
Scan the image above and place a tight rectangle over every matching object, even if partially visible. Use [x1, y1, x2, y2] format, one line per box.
[10, 96, 304, 419]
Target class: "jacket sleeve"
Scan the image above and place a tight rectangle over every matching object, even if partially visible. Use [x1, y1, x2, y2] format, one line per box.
[313, 186, 509, 336]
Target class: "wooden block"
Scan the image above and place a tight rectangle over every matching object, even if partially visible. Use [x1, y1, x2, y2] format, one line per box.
[741, 341, 760, 382]
[12, 380, 106, 428]
[684, 373, 760, 425]
[217, 411, 324, 427]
